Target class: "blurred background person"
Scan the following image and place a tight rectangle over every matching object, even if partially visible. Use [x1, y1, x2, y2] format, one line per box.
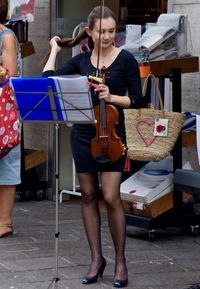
[0, 0, 21, 237]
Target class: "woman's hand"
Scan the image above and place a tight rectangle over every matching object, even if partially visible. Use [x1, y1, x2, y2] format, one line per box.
[0, 66, 6, 84]
[49, 36, 62, 54]
[95, 84, 131, 108]
[96, 84, 113, 103]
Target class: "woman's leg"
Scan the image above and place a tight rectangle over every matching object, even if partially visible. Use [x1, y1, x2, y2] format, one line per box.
[0, 185, 15, 236]
[78, 172, 104, 277]
[101, 172, 127, 280]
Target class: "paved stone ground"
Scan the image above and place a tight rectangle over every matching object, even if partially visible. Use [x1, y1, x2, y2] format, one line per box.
[0, 199, 200, 289]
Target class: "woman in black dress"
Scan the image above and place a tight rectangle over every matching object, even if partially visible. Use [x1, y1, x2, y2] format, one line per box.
[43, 6, 145, 288]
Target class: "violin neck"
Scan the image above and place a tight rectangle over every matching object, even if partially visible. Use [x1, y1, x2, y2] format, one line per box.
[100, 99, 106, 128]
[98, 67, 108, 129]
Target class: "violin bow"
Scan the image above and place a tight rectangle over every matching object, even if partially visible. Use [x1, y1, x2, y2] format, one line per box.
[88, 0, 105, 84]
[96, 0, 105, 77]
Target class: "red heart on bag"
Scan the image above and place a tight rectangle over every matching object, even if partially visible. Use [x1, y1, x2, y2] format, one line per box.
[136, 120, 156, 147]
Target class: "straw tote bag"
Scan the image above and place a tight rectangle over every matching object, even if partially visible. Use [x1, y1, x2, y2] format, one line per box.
[124, 73, 185, 161]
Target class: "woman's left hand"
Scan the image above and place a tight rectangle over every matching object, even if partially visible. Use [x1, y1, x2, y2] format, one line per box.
[96, 84, 112, 103]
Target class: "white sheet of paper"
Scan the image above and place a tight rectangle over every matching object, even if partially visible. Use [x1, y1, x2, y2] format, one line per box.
[196, 114, 200, 165]
[125, 24, 141, 44]
[51, 75, 95, 123]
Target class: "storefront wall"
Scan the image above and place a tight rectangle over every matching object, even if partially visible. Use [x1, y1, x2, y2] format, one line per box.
[172, 0, 200, 171]
[173, 0, 200, 113]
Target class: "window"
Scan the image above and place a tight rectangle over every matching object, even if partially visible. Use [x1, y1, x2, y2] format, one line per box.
[119, 0, 168, 26]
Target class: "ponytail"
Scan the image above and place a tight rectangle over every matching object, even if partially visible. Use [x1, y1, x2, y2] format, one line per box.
[57, 27, 88, 48]
[40, 27, 93, 66]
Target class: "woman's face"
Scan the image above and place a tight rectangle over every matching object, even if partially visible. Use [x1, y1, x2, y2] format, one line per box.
[89, 16, 116, 49]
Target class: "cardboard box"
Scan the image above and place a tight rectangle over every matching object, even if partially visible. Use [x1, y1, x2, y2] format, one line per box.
[122, 191, 192, 218]
[122, 191, 173, 218]
[120, 157, 173, 204]
[182, 131, 196, 147]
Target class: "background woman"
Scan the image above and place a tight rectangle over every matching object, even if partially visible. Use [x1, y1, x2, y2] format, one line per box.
[43, 6, 145, 288]
[0, 0, 21, 237]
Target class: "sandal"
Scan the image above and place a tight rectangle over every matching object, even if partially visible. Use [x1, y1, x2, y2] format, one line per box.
[0, 223, 13, 238]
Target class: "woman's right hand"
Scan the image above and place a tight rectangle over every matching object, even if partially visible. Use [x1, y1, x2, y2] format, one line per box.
[50, 36, 62, 54]
[0, 65, 6, 84]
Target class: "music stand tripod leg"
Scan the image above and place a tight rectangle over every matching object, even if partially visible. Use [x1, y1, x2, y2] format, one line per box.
[47, 123, 60, 289]
[10, 76, 96, 288]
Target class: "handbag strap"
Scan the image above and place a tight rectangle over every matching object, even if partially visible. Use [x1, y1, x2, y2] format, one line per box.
[142, 72, 164, 112]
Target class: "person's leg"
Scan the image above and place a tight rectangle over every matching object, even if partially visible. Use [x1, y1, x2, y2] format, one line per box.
[78, 172, 105, 278]
[101, 172, 127, 281]
[0, 185, 15, 236]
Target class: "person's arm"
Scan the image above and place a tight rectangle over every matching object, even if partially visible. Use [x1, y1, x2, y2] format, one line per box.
[124, 52, 146, 109]
[43, 36, 61, 72]
[96, 52, 144, 109]
[2, 33, 17, 77]
[43, 39, 81, 77]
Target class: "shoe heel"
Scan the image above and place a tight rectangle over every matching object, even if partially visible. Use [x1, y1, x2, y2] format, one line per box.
[82, 258, 107, 285]
[99, 258, 106, 278]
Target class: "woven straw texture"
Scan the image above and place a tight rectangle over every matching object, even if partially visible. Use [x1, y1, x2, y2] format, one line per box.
[125, 108, 185, 161]
[125, 72, 185, 161]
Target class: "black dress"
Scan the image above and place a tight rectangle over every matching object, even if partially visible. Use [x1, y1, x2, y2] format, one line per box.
[43, 49, 144, 172]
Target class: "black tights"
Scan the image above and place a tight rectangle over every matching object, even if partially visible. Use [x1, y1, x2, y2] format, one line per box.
[77, 171, 127, 279]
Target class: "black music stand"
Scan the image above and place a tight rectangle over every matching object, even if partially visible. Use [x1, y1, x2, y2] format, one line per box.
[10, 76, 95, 289]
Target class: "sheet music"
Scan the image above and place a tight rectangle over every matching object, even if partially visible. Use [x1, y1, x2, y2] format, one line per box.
[10, 76, 95, 123]
[50, 75, 95, 123]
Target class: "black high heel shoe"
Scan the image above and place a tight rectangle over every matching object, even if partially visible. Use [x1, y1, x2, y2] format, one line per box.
[82, 258, 107, 285]
[113, 277, 128, 288]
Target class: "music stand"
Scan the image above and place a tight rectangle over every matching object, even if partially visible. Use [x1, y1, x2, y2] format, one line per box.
[10, 76, 95, 289]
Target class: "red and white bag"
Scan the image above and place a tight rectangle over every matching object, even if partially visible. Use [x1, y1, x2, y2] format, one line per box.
[0, 80, 20, 159]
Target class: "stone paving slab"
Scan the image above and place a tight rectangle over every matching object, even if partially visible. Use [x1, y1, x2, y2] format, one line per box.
[0, 199, 199, 289]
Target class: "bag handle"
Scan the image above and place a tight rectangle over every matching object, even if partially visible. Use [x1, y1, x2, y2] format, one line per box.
[142, 72, 164, 112]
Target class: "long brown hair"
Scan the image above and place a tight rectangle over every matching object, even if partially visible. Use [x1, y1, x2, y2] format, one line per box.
[41, 6, 117, 66]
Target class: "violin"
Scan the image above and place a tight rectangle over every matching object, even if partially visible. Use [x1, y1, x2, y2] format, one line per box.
[90, 68, 127, 163]
[89, 3, 126, 163]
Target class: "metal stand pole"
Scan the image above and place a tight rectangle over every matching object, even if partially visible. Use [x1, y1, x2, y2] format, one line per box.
[47, 123, 60, 289]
